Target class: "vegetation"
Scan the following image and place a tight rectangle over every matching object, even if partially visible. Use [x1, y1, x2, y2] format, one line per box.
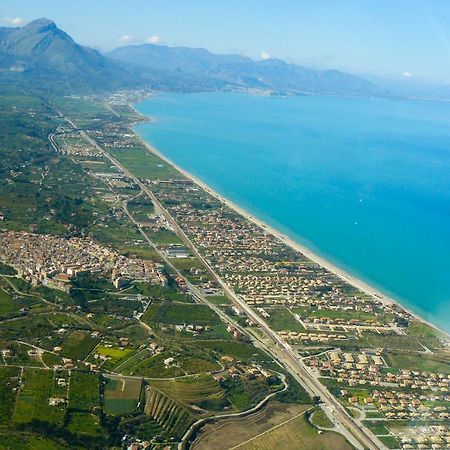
[68, 372, 100, 412]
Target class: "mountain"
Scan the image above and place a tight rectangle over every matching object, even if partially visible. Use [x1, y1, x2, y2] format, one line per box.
[0, 18, 132, 93]
[0, 18, 387, 97]
[109, 43, 386, 96]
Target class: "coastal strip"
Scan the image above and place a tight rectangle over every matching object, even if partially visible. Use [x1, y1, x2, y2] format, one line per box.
[132, 106, 449, 340]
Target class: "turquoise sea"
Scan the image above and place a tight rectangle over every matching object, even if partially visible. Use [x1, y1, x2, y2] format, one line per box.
[135, 92, 450, 332]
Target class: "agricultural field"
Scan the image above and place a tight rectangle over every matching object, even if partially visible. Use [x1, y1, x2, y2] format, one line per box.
[264, 306, 306, 332]
[143, 302, 222, 326]
[127, 196, 155, 222]
[67, 412, 102, 437]
[151, 374, 228, 412]
[233, 411, 352, 450]
[0, 434, 65, 450]
[52, 96, 117, 128]
[0, 366, 20, 424]
[104, 376, 143, 416]
[14, 368, 66, 425]
[192, 402, 310, 450]
[60, 330, 100, 360]
[196, 340, 273, 366]
[144, 387, 194, 439]
[108, 146, 180, 180]
[68, 371, 100, 411]
[135, 282, 194, 303]
[147, 229, 183, 245]
[125, 352, 185, 378]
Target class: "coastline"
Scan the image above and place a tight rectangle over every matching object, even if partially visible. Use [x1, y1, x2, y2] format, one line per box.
[131, 103, 449, 340]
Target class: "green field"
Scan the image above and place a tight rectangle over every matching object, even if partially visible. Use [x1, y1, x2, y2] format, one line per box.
[60, 330, 100, 360]
[96, 346, 132, 362]
[143, 302, 222, 326]
[148, 229, 183, 245]
[109, 146, 180, 180]
[265, 306, 306, 332]
[14, 368, 65, 425]
[67, 412, 101, 436]
[68, 371, 100, 411]
[207, 295, 232, 305]
[104, 376, 143, 416]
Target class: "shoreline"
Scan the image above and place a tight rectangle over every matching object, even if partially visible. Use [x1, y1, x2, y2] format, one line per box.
[131, 102, 449, 340]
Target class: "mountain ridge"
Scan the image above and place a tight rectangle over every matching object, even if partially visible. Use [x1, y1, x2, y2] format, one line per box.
[109, 43, 387, 96]
[0, 18, 388, 97]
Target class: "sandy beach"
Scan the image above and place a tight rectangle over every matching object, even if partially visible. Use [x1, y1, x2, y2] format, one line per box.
[131, 109, 449, 340]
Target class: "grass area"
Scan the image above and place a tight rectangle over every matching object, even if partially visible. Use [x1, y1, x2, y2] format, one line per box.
[355, 333, 425, 352]
[143, 302, 222, 326]
[67, 412, 101, 436]
[68, 371, 100, 412]
[362, 420, 390, 435]
[235, 411, 352, 450]
[265, 306, 306, 332]
[96, 346, 132, 362]
[377, 435, 401, 449]
[407, 320, 449, 350]
[311, 409, 333, 428]
[207, 295, 232, 305]
[148, 229, 183, 245]
[104, 376, 142, 416]
[384, 351, 450, 374]
[14, 368, 65, 425]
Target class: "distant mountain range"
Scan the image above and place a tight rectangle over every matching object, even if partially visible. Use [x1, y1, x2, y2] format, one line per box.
[108, 44, 386, 96]
[0, 18, 389, 97]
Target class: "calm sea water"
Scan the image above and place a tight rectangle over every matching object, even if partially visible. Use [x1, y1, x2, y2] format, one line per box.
[135, 92, 450, 332]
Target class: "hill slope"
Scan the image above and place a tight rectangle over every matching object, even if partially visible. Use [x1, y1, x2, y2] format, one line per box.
[0, 18, 131, 93]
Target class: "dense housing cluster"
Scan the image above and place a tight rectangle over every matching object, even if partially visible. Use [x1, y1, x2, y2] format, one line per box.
[0, 230, 166, 289]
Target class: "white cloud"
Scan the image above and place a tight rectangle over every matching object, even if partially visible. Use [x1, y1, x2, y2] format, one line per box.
[402, 71, 413, 78]
[146, 35, 160, 44]
[118, 34, 135, 43]
[2, 17, 24, 26]
[260, 50, 271, 60]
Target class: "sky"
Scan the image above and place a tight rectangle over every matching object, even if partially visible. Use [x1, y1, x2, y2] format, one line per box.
[1, 0, 450, 82]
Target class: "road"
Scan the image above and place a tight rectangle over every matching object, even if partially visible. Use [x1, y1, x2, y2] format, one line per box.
[51, 114, 384, 450]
